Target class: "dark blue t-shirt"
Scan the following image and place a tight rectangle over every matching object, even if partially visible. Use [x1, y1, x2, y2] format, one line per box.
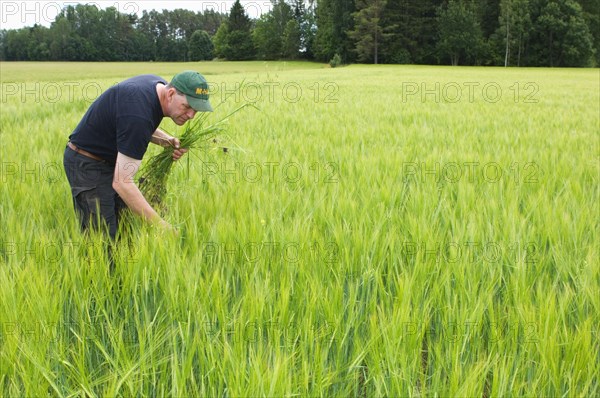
[69, 75, 166, 164]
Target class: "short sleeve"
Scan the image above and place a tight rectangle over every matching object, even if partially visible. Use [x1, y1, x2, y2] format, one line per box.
[116, 116, 154, 160]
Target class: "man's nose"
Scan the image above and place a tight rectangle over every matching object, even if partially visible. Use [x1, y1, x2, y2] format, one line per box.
[188, 109, 197, 118]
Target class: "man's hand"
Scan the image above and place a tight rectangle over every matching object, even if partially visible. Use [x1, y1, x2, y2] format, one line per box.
[168, 137, 188, 161]
[151, 129, 189, 161]
[156, 219, 179, 236]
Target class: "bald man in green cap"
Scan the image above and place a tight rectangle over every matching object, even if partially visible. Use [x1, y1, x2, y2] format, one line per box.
[63, 71, 213, 240]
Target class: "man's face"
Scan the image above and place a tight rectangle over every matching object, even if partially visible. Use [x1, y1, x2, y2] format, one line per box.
[169, 89, 197, 125]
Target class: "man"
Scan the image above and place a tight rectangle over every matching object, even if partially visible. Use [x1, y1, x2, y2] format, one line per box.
[63, 70, 212, 239]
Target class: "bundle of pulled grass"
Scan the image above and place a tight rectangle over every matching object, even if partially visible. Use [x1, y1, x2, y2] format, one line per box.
[139, 103, 254, 208]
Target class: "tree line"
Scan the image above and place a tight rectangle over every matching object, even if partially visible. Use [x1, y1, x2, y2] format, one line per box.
[1, 0, 597, 67]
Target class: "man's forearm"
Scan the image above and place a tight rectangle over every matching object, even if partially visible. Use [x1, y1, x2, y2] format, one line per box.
[113, 151, 167, 227]
[113, 180, 163, 224]
[151, 129, 174, 147]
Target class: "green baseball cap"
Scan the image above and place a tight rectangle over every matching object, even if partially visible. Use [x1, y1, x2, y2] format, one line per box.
[171, 70, 213, 112]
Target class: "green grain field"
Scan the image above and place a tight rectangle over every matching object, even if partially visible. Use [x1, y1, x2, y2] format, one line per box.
[0, 61, 598, 396]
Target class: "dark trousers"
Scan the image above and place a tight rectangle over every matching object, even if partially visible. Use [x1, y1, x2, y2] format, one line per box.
[63, 146, 127, 240]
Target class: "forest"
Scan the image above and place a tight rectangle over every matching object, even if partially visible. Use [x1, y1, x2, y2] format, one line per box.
[1, 0, 598, 67]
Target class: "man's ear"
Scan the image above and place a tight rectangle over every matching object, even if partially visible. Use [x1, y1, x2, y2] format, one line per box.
[166, 87, 177, 101]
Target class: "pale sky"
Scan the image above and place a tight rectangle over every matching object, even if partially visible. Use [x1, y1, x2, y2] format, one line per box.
[0, 0, 274, 30]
